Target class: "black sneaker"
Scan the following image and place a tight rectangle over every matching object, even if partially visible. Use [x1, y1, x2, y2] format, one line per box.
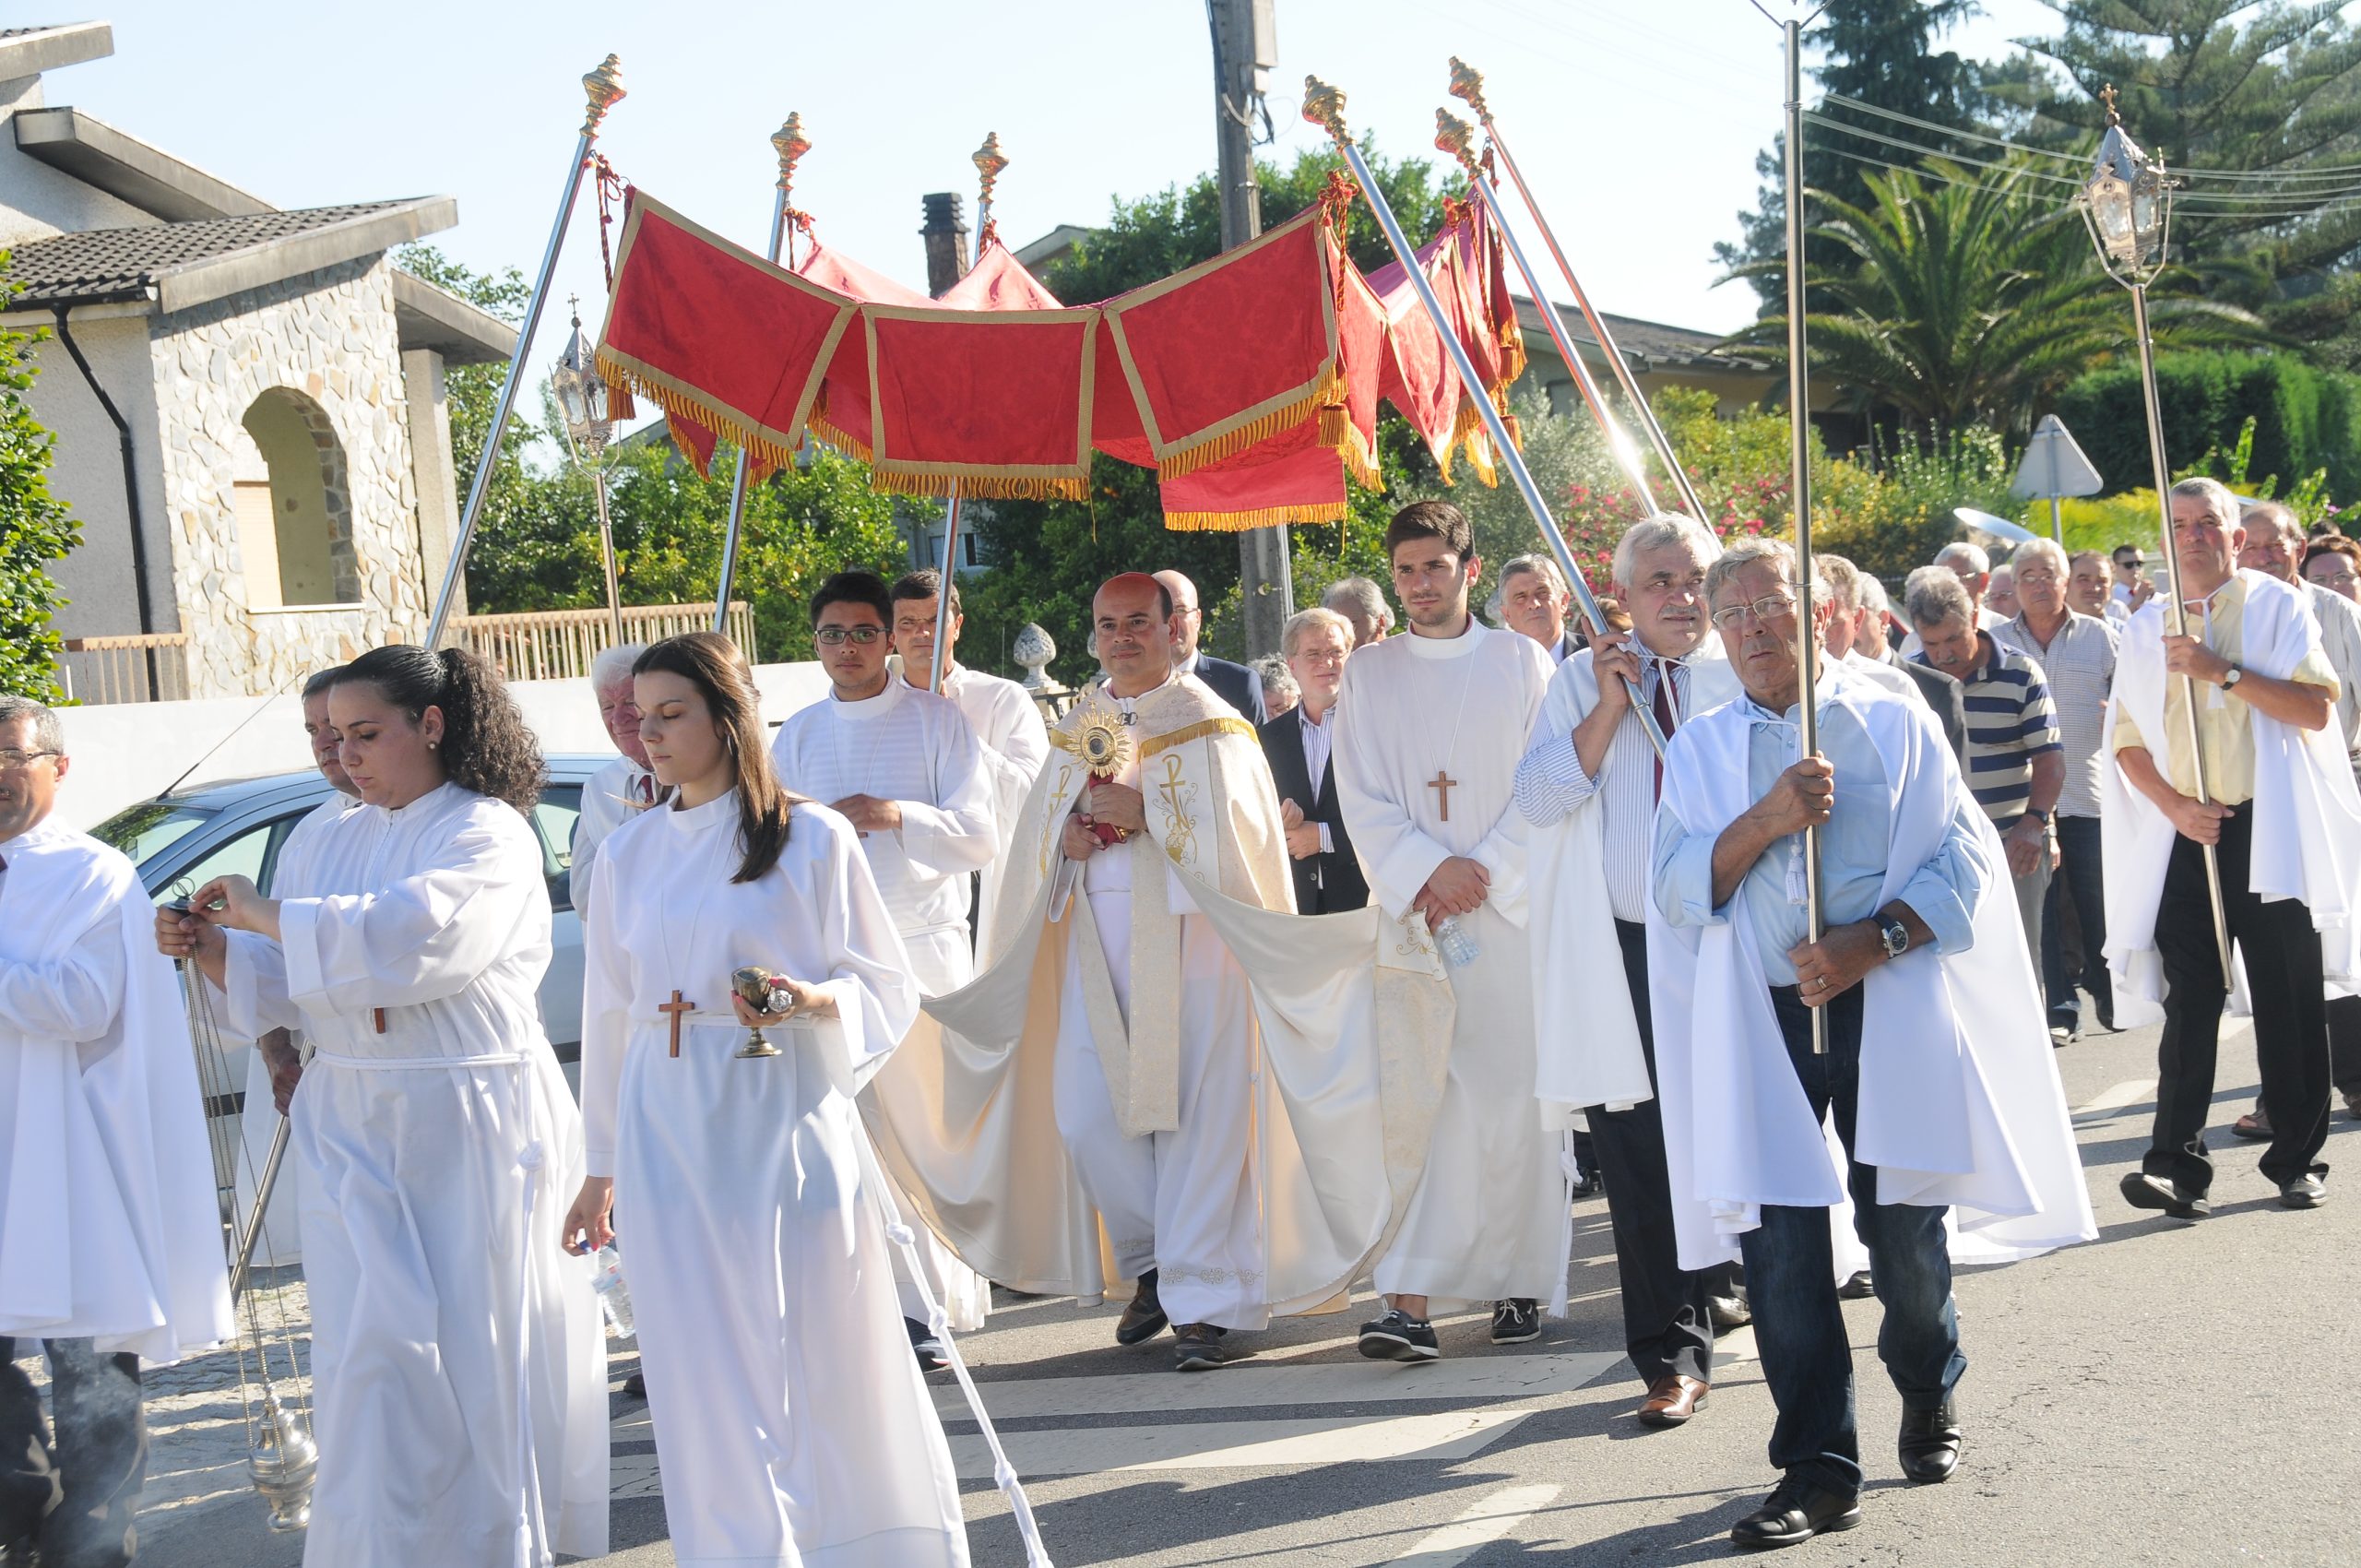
[1729, 1475, 1861, 1549]
[1172, 1323, 1234, 1372]
[1358, 1307, 1440, 1362]
[1489, 1298, 1541, 1344]
[1114, 1268, 1168, 1346]
[906, 1316, 950, 1373]
[2119, 1170, 2210, 1220]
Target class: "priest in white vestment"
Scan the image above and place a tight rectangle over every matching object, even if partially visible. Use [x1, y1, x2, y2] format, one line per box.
[570, 641, 657, 926]
[1517, 515, 1735, 1426]
[772, 570, 999, 1350]
[1334, 501, 1560, 1362]
[919, 574, 1448, 1373]
[2106, 480, 2361, 1217]
[172, 646, 608, 1568]
[1646, 540, 2092, 1549]
[4, 695, 231, 1564]
[892, 568, 1050, 956]
[568, 632, 971, 1568]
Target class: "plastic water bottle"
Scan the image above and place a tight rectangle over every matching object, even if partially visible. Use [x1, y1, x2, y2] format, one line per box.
[589, 1245, 635, 1337]
[1432, 915, 1481, 968]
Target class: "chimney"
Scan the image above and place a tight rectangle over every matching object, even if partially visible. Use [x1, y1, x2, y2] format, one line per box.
[920, 192, 970, 297]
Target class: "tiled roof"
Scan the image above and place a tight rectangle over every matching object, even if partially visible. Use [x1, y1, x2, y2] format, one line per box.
[1, 202, 420, 304]
[1514, 295, 1765, 374]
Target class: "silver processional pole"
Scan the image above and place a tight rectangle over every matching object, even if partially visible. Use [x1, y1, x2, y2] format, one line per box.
[1299, 77, 1666, 760]
[425, 53, 626, 647]
[713, 113, 810, 640]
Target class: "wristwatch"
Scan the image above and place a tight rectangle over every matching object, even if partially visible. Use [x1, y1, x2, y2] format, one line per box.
[2025, 807, 2050, 827]
[2222, 663, 2245, 691]
[1877, 912, 1911, 960]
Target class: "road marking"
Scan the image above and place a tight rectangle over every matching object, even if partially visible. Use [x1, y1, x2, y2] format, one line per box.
[1382, 1483, 1562, 1566]
[944, 1409, 1529, 1479]
[928, 1350, 1625, 1420]
[2074, 1078, 2156, 1121]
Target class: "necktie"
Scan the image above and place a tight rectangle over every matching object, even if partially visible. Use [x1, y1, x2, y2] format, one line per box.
[635, 771, 655, 805]
[1651, 659, 1679, 800]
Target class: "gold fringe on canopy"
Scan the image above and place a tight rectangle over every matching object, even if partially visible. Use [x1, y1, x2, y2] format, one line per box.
[1153, 362, 1348, 481]
[871, 467, 1090, 503]
[1161, 499, 1350, 532]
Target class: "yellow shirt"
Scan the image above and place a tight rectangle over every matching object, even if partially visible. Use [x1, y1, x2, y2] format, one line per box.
[2111, 576, 2341, 803]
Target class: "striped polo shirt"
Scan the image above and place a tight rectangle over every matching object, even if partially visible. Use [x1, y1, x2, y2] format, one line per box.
[1914, 636, 2060, 825]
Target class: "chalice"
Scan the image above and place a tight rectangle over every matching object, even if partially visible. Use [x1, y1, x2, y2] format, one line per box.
[730, 965, 790, 1059]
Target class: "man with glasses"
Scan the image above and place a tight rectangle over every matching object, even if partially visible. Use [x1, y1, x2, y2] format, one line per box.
[571, 642, 652, 926]
[1262, 606, 1365, 914]
[1152, 569, 1266, 723]
[772, 570, 998, 1367]
[1995, 539, 2118, 1042]
[0, 695, 231, 1567]
[1648, 540, 2091, 1547]
[2111, 542, 2156, 618]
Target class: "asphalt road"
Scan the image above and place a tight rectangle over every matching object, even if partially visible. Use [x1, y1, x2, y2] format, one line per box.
[137, 1011, 2361, 1567]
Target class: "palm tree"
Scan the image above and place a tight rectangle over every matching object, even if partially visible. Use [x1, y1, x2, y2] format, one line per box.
[1726, 157, 2266, 436]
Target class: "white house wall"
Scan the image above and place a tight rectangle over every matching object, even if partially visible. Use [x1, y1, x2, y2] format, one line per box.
[0, 74, 157, 247]
[148, 253, 429, 696]
[30, 307, 176, 645]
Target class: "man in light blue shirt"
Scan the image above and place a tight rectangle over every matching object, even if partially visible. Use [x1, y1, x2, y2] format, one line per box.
[1648, 539, 1993, 1549]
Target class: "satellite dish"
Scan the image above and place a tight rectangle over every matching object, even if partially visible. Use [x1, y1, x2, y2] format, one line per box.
[1954, 505, 2037, 548]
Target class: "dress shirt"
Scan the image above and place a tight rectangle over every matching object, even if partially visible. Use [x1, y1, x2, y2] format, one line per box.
[1515, 650, 1695, 921]
[1993, 610, 2116, 819]
[2111, 576, 2341, 804]
[1651, 689, 1986, 984]
[1299, 701, 1336, 855]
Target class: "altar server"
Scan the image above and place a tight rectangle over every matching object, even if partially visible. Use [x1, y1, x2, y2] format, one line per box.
[166, 646, 607, 1568]
[773, 570, 999, 1355]
[564, 632, 969, 1567]
[5, 695, 230, 1568]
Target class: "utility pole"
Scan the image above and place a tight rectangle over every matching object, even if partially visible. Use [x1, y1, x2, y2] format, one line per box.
[1208, 0, 1291, 659]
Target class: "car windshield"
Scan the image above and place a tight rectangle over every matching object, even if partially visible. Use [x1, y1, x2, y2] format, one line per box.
[90, 800, 215, 867]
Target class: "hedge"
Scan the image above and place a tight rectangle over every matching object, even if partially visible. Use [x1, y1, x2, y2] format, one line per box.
[2055, 351, 2361, 499]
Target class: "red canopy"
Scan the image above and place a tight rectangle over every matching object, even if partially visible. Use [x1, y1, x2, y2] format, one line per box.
[594, 180, 1523, 529]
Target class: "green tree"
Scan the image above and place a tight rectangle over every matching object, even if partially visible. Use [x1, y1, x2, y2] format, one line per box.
[1721, 0, 2010, 306]
[1726, 159, 2264, 436]
[0, 255, 80, 701]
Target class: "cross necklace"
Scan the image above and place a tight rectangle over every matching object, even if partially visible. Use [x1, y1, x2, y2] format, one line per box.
[651, 802, 737, 1057]
[1422, 640, 1484, 824]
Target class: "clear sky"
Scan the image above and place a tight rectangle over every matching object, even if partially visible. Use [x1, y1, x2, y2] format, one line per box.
[47, 0, 2065, 404]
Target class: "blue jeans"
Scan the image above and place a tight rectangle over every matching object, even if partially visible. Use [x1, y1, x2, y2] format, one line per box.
[1738, 985, 1967, 1495]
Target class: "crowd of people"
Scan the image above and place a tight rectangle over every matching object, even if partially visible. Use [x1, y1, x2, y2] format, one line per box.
[6, 478, 2357, 1563]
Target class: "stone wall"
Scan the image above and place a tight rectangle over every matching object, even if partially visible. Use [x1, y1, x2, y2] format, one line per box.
[150, 254, 428, 696]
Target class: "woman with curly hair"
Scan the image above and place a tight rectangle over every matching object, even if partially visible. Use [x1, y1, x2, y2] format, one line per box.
[160, 644, 608, 1567]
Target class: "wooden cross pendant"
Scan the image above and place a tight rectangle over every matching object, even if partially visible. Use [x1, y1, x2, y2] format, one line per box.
[659, 990, 694, 1057]
[371, 1008, 386, 1034]
[1428, 768, 1457, 823]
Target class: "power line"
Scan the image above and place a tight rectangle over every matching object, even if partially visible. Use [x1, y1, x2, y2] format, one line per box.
[1803, 112, 2092, 186]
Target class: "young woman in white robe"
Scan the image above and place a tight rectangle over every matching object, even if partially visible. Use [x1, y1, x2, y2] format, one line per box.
[562, 632, 970, 1568]
[163, 645, 608, 1568]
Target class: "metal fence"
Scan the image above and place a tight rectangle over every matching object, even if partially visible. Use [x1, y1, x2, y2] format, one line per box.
[450, 602, 759, 683]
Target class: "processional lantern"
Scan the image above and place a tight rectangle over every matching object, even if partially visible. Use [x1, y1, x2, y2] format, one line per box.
[555, 296, 625, 640]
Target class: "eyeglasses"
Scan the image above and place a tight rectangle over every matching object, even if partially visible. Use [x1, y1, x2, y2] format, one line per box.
[0, 748, 61, 770]
[814, 626, 885, 646]
[1708, 592, 1801, 631]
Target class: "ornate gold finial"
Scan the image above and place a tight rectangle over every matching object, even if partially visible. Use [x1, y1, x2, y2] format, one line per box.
[581, 53, 625, 138]
[1301, 75, 1350, 145]
[773, 113, 811, 195]
[973, 131, 1009, 205]
[2099, 82, 2119, 125]
[1434, 108, 1480, 174]
[1448, 56, 1489, 121]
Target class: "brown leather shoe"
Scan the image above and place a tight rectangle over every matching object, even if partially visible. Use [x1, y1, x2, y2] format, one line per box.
[1635, 1373, 1708, 1427]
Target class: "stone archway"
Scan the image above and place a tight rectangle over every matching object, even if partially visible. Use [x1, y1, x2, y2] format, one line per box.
[234, 386, 357, 606]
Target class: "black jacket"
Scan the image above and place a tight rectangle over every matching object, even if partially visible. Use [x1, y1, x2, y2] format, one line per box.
[1259, 708, 1369, 915]
[1899, 657, 1969, 766]
[1190, 654, 1268, 725]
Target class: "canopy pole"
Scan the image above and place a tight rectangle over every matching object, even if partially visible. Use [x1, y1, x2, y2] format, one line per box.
[1448, 58, 1709, 524]
[427, 55, 624, 647]
[1779, 18, 1830, 1054]
[1302, 77, 1663, 760]
[715, 116, 809, 640]
[1433, 113, 1662, 519]
[931, 486, 963, 693]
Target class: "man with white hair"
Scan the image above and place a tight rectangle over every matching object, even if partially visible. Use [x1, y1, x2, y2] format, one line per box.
[0, 695, 231, 1565]
[1649, 539, 2091, 1546]
[2228, 501, 2361, 1139]
[1323, 576, 1394, 651]
[1898, 541, 2002, 659]
[1822, 556, 1968, 764]
[1261, 607, 1366, 914]
[2108, 478, 2358, 1218]
[1995, 537, 2118, 1041]
[1986, 562, 2020, 621]
[1498, 553, 1579, 663]
[570, 641, 654, 924]
[1516, 513, 1737, 1428]
[1908, 565, 2063, 969]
